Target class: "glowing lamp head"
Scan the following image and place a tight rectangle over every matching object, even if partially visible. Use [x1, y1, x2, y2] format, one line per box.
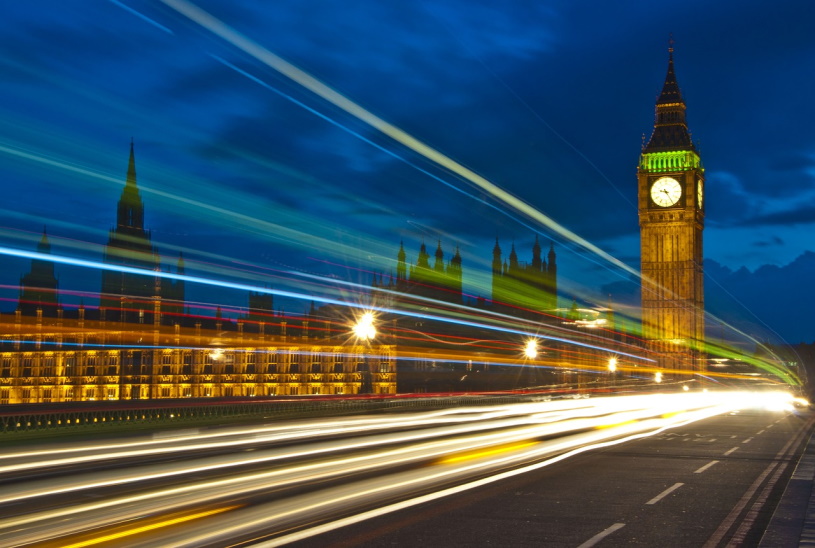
[524, 339, 538, 359]
[208, 349, 224, 361]
[353, 311, 377, 340]
[608, 356, 618, 373]
[654, 371, 663, 383]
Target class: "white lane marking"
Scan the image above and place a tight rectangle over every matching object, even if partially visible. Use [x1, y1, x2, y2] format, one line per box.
[646, 482, 684, 505]
[742, 437, 753, 444]
[766, 424, 774, 429]
[731, 435, 737, 438]
[695, 460, 720, 474]
[577, 523, 626, 548]
[756, 429, 765, 435]
[708, 438, 717, 443]
[724, 447, 739, 456]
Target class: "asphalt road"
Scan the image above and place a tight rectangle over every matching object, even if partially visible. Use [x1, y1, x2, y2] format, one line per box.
[292, 407, 814, 547]
[0, 392, 811, 547]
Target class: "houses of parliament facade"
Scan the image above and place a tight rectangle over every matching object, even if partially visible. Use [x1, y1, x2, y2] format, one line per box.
[0, 143, 559, 405]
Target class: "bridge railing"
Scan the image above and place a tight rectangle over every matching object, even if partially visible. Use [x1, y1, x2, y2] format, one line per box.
[0, 393, 538, 436]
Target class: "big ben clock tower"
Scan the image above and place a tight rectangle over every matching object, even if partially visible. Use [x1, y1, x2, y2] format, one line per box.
[638, 44, 705, 375]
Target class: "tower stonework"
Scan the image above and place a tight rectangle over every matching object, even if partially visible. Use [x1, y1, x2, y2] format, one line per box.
[638, 45, 705, 375]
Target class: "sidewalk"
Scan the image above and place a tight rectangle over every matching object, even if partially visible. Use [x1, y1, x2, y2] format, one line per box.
[760, 415, 815, 546]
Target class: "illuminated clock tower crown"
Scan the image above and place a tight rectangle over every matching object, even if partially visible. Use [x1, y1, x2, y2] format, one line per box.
[638, 43, 705, 374]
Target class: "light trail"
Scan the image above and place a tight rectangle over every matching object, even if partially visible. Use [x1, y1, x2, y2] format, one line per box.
[59, 506, 238, 548]
[152, 0, 797, 386]
[0, 245, 657, 365]
[108, 0, 174, 34]
[0, 390, 801, 547]
[0, 142, 792, 382]
[114, 393, 783, 548]
[160, 0, 636, 281]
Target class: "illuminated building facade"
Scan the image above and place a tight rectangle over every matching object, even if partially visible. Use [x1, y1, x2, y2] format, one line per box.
[0, 142, 396, 404]
[638, 45, 705, 373]
[0, 313, 396, 404]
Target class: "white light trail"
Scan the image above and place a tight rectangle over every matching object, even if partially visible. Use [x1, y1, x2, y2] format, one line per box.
[159, 0, 638, 280]
[0, 391, 798, 547]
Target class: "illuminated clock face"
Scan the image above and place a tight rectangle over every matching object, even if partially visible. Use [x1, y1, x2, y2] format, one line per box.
[697, 179, 703, 208]
[650, 177, 682, 207]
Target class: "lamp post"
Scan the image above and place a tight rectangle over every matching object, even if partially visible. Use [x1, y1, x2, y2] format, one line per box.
[608, 356, 618, 388]
[352, 311, 376, 394]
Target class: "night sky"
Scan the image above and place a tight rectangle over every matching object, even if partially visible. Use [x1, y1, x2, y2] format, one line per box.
[0, 1, 813, 343]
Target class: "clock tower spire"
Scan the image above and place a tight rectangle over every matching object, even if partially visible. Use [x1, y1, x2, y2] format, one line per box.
[638, 42, 705, 377]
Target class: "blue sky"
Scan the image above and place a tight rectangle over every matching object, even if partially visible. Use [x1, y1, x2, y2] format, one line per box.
[0, 0, 813, 342]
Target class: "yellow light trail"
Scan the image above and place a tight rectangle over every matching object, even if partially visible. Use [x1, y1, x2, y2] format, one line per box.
[437, 440, 539, 465]
[59, 505, 240, 548]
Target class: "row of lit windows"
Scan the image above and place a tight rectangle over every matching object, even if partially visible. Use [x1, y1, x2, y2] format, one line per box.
[0, 362, 391, 378]
[0, 382, 397, 403]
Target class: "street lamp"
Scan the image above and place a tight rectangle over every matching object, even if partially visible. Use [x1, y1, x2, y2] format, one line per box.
[654, 371, 663, 383]
[608, 356, 618, 373]
[352, 311, 377, 341]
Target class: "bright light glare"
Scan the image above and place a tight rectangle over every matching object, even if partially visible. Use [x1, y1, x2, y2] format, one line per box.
[654, 371, 663, 383]
[208, 349, 224, 361]
[352, 312, 376, 340]
[524, 340, 537, 359]
[608, 356, 617, 373]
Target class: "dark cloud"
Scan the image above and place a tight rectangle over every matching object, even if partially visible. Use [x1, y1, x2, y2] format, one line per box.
[752, 236, 785, 248]
[705, 252, 815, 344]
[768, 153, 815, 173]
[743, 206, 815, 227]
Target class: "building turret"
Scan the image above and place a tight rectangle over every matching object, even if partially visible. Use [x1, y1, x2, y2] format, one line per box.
[18, 228, 59, 316]
[396, 241, 407, 285]
[101, 141, 161, 323]
[448, 246, 463, 303]
[532, 235, 542, 271]
[434, 241, 445, 272]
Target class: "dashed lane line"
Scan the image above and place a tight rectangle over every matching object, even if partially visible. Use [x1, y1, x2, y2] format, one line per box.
[695, 460, 720, 474]
[646, 482, 684, 505]
[576, 523, 626, 548]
